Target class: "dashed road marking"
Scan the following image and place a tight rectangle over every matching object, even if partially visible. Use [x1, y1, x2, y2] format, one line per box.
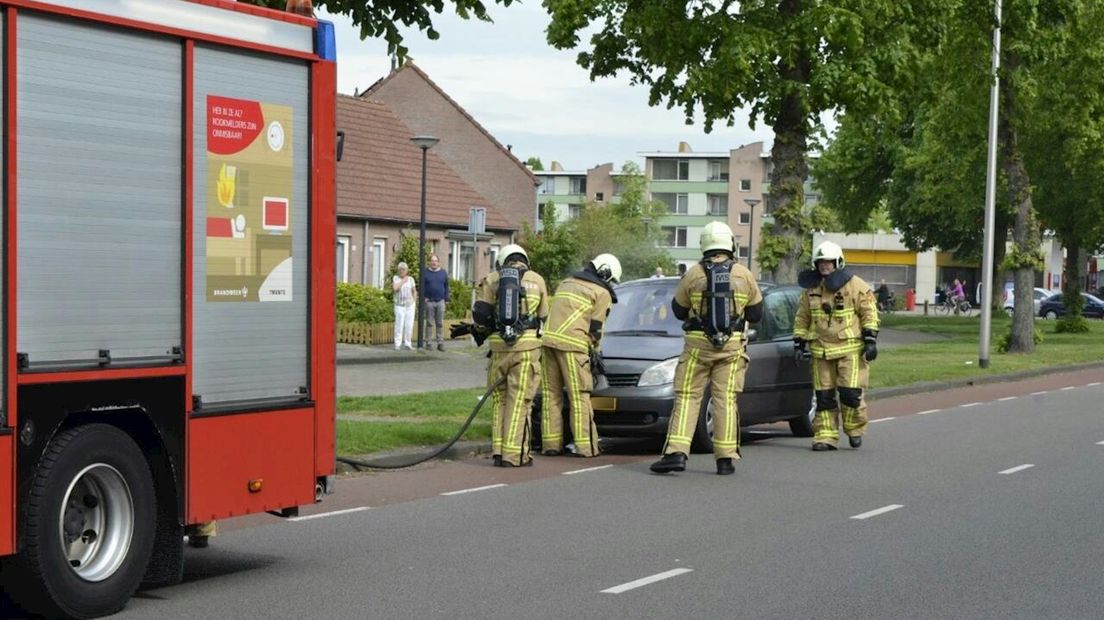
[851, 504, 904, 520]
[564, 465, 614, 475]
[288, 507, 370, 522]
[601, 568, 694, 594]
[998, 396, 1017, 402]
[1088, 382, 1102, 387]
[999, 464, 1035, 475]
[441, 483, 507, 496]
[1031, 391, 1049, 396]
[1096, 441, 1104, 446]
[869, 417, 896, 423]
[1060, 386, 1076, 391]
[916, 409, 940, 415]
[961, 402, 981, 408]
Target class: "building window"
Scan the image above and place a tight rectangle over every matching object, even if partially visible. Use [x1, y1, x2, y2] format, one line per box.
[569, 177, 587, 195]
[595, 191, 605, 202]
[653, 159, 689, 181]
[489, 244, 501, 272]
[739, 212, 751, 225]
[336, 235, 351, 283]
[805, 193, 819, 204]
[538, 177, 556, 195]
[451, 240, 476, 284]
[707, 160, 729, 182]
[707, 194, 728, 216]
[739, 179, 752, 192]
[568, 204, 583, 219]
[738, 245, 749, 259]
[654, 192, 688, 214]
[613, 180, 625, 196]
[371, 238, 386, 288]
[663, 226, 688, 248]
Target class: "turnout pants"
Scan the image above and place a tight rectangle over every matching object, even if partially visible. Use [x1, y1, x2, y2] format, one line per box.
[811, 352, 869, 447]
[540, 347, 599, 456]
[488, 348, 541, 466]
[662, 345, 748, 460]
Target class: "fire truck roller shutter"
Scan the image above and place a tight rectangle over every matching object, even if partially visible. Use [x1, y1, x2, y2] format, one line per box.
[192, 46, 310, 405]
[16, 15, 183, 368]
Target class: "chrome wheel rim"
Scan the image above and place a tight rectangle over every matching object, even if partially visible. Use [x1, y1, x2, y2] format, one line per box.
[58, 464, 134, 582]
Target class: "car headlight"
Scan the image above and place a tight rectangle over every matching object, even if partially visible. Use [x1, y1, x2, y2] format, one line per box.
[637, 357, 679, 387]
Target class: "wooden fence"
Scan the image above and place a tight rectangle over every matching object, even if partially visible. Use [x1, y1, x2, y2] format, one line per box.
[337, 319, 466, 345]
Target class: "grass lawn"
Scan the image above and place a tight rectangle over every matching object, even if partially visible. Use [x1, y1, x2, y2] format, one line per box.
[336, 315, 1104, 456]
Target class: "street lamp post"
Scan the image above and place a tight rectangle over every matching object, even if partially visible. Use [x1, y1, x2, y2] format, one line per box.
[743, 198, 761, 270]
[411, 135, 439, 351]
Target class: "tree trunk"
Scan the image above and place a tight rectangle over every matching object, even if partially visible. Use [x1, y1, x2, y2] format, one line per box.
[1062, 245, 1085, 314]
[1000, 64, 1039, 353]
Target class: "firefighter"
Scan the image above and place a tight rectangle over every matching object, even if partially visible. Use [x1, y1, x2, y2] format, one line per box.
[540, 253, 622, 457]
[468, 244, 549, 467]
[793, 241, 880, 450]
[186, 521, 216, 548]
[650, 221, 763, 476]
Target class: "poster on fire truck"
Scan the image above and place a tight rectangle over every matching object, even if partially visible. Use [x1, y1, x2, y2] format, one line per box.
[206, 95, 294, 302]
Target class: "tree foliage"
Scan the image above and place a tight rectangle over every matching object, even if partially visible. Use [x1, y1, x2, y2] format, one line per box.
[543, 0, 939, 283]
[243, 0, 516, 58]
[525, 156, 545, 171]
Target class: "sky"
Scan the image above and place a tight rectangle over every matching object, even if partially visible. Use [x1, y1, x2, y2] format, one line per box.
[322, 1, 775, 171]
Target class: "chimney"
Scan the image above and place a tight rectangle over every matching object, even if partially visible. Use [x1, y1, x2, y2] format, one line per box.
[285, 0, 314, 17]
[550, 161, 564, 171]
[678, 141, 693, 153]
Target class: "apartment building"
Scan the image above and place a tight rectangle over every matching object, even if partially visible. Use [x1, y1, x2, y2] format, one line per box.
[533, 162, 619, 226]
[642, 141, 820, 275]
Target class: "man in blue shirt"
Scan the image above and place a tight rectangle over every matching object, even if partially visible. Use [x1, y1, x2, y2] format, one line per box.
[422, 254, 450, 351]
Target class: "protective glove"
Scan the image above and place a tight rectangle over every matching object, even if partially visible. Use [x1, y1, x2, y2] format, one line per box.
[589, 348, 607, 377]
[862, 329, 878, 362]
[793, 338, 812, 362]
[449, 322, 473, 339]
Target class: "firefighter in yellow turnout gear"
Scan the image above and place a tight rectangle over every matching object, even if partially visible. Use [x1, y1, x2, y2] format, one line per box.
[540, 254, 622, 457]
[651, 222, 763, 476]
[793, 241, 880, 451]
[471, 245, 549, 467]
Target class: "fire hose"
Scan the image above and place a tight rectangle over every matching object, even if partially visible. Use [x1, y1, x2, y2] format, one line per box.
[336, 375, 507, 470]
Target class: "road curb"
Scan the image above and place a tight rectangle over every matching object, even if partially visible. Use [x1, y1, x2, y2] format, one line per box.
[336, 440, 491, 473]
[866, 360, 1104, 401]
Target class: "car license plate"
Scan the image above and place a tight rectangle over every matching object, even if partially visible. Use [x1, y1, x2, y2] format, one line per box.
[591, 396, 617, 411]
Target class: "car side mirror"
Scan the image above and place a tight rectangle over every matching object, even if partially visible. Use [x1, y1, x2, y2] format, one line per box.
[745, 328, 758, 342]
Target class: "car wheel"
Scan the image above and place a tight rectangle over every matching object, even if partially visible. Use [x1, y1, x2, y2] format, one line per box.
[1045, 310, 1058, 320]
[690, 398, 715, 454]
[788, 393, 816, 437]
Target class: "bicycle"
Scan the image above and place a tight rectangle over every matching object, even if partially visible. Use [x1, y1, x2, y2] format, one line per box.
[939, 296, 973, 316]
[877, 293, 896, 315]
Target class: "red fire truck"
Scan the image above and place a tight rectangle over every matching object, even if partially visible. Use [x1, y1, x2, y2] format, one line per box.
[0, 1, 336, 616]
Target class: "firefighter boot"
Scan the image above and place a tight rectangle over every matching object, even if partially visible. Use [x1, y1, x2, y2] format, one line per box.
[716, 458, 735, 475]
[650, 452, 686, 473]
[812, 442, 837, 452]
[849, 435, 863, 448]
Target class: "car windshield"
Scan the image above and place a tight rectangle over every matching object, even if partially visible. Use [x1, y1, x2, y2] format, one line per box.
[604, 282, 683, 336]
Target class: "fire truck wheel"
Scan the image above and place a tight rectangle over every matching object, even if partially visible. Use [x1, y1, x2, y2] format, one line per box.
[18, 423, 156, 619]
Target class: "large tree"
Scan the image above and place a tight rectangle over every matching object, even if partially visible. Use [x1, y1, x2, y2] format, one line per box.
[543, 0, 937, 283]
[244, 0, 516, 57]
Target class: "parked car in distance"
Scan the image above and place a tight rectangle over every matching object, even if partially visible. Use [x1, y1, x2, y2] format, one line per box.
[1003, 287, 1058, 316]
[1037, 292, 1104, 320]
[534, 278, 814, 453]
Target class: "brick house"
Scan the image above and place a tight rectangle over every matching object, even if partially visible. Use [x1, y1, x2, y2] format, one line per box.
[360, 61, 539, 231]
[336, 95, 514, 288]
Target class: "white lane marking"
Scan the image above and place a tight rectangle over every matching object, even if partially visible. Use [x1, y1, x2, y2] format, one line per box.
[563, 464, 614, 475]
[869, 417, 895, 423]
[1096, 441, 1104, 445]
[851, 504, 904, 520]
[961, 402, 981, 408]
[1060, 386, 1076, 391]
[441, 483, 507, 496]
[998, 396, 1017, 402]
[601, 568, 694, 594]
[1088, 382, 1101, 387]
[288, 507, 370, 522]
[916, 409, 941, 415]
[999, 464, 1035, 475]
[1031, 391, 1049, 396]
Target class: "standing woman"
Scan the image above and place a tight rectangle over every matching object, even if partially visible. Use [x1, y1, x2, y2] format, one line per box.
[392, 262, 417, 350]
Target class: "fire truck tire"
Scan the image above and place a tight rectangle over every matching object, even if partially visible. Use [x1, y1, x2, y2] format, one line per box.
[17, 424, 156, 619]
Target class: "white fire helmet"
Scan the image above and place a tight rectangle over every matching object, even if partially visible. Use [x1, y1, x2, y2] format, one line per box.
[497, 244, 529, 268]
[591, 253, 622, 284]
[699, 220, 735, 254]
[811, 241, 846, 269]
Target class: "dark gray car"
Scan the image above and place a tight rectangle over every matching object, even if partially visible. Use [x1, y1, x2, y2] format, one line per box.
[536, 278, 814, 453]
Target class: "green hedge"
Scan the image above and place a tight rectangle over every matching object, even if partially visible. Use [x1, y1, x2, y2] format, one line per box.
[337, 280, 475, 323]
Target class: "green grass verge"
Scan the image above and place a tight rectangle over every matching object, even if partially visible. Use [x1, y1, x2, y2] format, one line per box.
[335, 315, 1104, 456]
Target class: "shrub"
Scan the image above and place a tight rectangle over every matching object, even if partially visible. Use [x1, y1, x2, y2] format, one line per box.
[446, 279, 474, 319]
[336, 282, 392, 323]
[996, 325, 1044, 352]
[1055, 315, 1091, 334]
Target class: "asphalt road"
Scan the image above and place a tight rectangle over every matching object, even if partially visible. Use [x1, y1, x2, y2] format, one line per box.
[104, 368, 1102, 620]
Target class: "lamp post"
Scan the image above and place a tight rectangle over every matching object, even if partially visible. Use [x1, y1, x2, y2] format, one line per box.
[411, 135, 439, 351]
[743, 198, 761, 270]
